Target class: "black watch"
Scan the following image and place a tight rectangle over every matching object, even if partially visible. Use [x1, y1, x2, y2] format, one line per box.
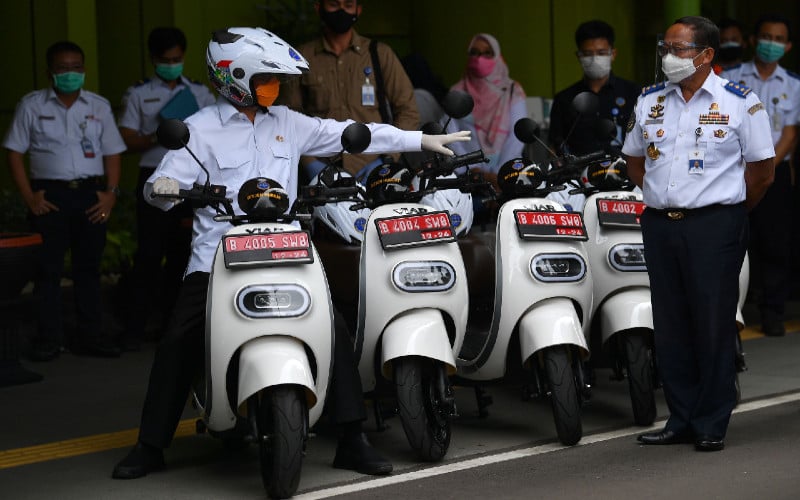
[106, 185, 121, 196]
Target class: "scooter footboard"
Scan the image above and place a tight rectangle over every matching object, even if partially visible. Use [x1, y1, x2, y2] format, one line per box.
[599, 289, 653, 345]
[380, 308, 456, 378]
[236, 336, 318, 414]
[518, 298, 589, 364]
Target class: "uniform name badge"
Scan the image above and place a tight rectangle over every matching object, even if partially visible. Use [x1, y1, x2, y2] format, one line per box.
[688, 150, 704, 175]
[80, 137, 96, 158]
[362, 81, 375, 107]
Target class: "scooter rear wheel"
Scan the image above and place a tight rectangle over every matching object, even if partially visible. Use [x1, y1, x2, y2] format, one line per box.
[393, 356, 452, 461]
[622, 331, 657, 426]
[256, 385, 307, 499]
[542, 346, 582, 446]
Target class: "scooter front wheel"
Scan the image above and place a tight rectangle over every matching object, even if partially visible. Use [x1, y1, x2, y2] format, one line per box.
[393, 356, 453, 461]
[622, 330, 657, 426]
[541, 346, 583, 446]
[256, 385, 307, 499]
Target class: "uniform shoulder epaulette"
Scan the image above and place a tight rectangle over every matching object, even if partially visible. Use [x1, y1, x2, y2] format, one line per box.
[641, 82, 666, 96]
[786, 70, 800, 80]
[724, 81, 751, 98]
[133, 78, 151, 87]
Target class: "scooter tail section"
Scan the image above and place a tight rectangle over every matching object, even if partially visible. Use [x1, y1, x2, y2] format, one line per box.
[380, 308, 457, 378]
[518, 297, 589, 365]
[598, 288, 654, 345]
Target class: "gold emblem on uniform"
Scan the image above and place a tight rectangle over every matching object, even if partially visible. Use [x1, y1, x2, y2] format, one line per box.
[648, 103, 665, 119]
[710, 102, 719, 111]
[626, 112, 636, 132]
[748, 102, 765, 115]
[276, 135, 284, 142]
[656, 129, 665, 138]
[782, 93, 787, 100]
[647, 142, 660, 160]
[643, 130, 649, 139]
[657, 95, 666, 103]
[713, 129, 727, 138]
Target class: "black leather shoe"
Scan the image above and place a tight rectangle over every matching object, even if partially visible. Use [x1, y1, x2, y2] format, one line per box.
[637, 429, 693, 445]
[695, 435, 724, 451]
[112, 442, 165, 479]
[332, 432, 393, 476]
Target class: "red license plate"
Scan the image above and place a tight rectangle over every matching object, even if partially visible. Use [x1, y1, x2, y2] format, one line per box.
[596, 199, 646, 228]
[375, 211, 455, 249]
[222, 231, 313, 267]
[514, 210, 588, 240]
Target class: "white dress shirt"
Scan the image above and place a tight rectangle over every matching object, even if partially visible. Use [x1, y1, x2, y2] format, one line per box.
[3, 88, 126, 180]
[146, 97, 423, 275]
[622, 72, 774, 210]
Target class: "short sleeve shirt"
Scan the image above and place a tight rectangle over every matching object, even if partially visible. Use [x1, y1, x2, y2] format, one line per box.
[622, 72, 774, 209]
[3, 88, 127, 180]
[118, 76, 216, 167]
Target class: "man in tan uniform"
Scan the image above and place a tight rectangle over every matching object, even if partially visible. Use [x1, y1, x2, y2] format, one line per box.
[278, 0, 419, 179]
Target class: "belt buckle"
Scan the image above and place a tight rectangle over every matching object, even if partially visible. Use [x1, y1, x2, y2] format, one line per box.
[666, 210, 684, 221]
[67, 180, 80, 189]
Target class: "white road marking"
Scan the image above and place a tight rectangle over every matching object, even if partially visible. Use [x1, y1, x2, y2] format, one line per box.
[296, 390, 800, 499]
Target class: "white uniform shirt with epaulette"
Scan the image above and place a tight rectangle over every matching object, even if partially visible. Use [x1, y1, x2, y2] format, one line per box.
[118, 76, 215, 167]
[721, 61, 800, 161]
[145, 96, 423, 275]
[621, 72, 774, 210]
[2, 88, 127, 180]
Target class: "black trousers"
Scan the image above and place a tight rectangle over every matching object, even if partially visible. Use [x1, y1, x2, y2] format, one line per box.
[29, 181, 106, 347]
[748, 161, 792, 316]
[124, 168, 192, 340]
[138, 272, 366, 448]
[641, 204, 747, 439]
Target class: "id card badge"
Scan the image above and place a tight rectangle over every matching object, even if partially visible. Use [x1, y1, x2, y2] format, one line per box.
[688, 150, 704, 174]
[362, 81, 375, 107]
[81, 137, 96, 158]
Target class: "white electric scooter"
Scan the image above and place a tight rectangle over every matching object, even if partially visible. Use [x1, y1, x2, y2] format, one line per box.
[154, 119, 367, 499]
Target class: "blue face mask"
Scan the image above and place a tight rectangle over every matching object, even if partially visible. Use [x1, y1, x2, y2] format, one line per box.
[52, 71, 85, 93]
[756, 40, 786, 63]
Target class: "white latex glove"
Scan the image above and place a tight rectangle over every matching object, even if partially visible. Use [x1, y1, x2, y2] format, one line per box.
[153, 177, 180, 196]
[421, 131, 471, 156]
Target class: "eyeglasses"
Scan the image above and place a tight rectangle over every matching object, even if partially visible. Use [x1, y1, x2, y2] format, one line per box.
[468, 49, 494, 58]
[657, 40, 707, 57]
[576, 50, 613, 57]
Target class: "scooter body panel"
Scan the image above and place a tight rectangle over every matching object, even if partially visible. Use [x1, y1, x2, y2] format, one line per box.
[380, 308, 457, 378]
[204, 222, 333, 432]
[356, 203, 467, 391]
[458, 198, 593, 381]
[598, 288, 653, 343]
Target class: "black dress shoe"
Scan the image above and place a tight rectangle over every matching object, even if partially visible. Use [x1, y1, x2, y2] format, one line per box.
[637, 429, 693, 445]
[695, 435, 724, 451]
[112, 442, 165, 479]
[332, 432, 393, 476]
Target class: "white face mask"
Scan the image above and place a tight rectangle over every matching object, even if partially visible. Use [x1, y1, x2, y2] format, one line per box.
[661, 50, 705, 84]
[579, 55, 612, 79]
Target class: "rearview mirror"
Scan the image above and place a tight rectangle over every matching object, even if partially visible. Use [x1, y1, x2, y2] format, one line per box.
[441, 90, 474, 119]
[572, 91, 599, 115]
[341, 122, 371, 154]
[156, 119, 190, 150]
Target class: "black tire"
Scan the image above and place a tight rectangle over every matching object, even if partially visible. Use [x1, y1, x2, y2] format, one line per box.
[622, 331, 657, 426]
[394, 356, 452, 461]
[257, 386, 307, 499]
[542, 346, 582, 446]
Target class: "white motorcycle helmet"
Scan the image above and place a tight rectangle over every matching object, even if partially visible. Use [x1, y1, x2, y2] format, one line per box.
[206, 27, 309, 106]
[310, 170, 372, 244]
[414, 174, 474, 236]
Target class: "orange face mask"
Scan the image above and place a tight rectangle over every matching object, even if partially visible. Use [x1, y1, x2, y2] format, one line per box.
[255, 79, 280, 107]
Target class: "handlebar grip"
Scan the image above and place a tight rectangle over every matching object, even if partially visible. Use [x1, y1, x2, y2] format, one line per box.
[567, 150, 609, 167]
[443, 149, 487, 170]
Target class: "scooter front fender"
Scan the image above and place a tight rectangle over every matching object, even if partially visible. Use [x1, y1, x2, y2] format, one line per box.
[518, 297, 589, 364]
[380, 308, 456, 378]
[599, 288, 653, 345]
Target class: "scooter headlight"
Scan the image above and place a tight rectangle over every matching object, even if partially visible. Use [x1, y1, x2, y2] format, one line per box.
[609, 244, 647, 272]
[392, 261, 456, 292]
[531, 253, 587, 282]
[236, 284, 311, 318]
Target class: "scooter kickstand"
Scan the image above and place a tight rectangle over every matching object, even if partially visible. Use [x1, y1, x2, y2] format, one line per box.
[474, 386, 493, 418]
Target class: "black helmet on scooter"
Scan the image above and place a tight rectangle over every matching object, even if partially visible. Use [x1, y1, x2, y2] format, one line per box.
[587, 157, 628, 191]
[238, 177, 290, 218]
[497, 158, 545, 197]
[365, 161, 414, 205]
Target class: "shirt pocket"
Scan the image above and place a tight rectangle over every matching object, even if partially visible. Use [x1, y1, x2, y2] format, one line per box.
[642, 125, 668, 165]
[216, 149, 252, 195]
[32, 117, 63, 148]
[704, 126, 732, 165]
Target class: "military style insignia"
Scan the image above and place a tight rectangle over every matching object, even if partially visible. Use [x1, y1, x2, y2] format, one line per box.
[657, 95, 666, 103]
[648, 103, 665, 119]
[656, 129, 665, 138]
[713, 129, 727, 138]
[748, 102, 765, 115]
[699, 110, 729, 125]
[643, 130, 649, 139]
[782, 93, 787, 100]
[626, 112, 636, 132]
[276, 135, 284, 142]
[647, 143, 660, 160]
[724, 81, 751, 98]
[710, 103, 719, 111]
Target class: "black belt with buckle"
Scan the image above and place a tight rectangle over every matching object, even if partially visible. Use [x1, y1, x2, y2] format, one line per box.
[646, 203, 741, 221]
[33, 177, 105, 190]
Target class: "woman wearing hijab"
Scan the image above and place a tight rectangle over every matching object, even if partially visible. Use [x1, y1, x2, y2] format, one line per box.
[448, 33, 527, 180]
